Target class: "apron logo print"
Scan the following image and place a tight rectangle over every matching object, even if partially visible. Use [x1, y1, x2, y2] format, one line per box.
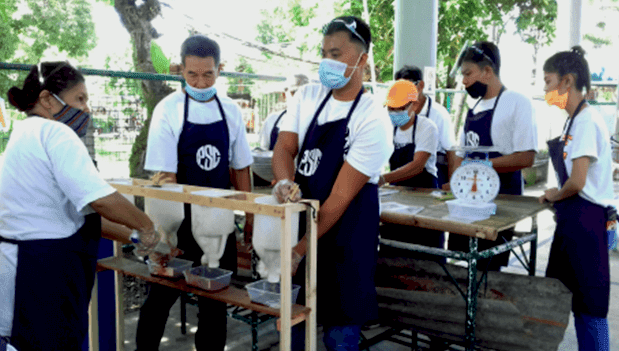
[297, 148, 322, 176]
[196, 144, 221, 171]
[466, 131, 480, 146]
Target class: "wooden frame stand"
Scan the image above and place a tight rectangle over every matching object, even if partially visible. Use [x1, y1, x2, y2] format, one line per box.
[91, 178, 318, 351]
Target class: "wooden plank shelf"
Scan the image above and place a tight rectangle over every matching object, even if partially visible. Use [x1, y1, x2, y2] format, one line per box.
[97, 256, 311, 322]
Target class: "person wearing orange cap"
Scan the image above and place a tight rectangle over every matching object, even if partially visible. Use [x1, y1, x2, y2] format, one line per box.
[379, 79, 444, 261]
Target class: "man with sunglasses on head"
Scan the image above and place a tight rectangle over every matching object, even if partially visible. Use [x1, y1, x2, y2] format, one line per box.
[272, 16, 393, 350]
[448, 41, 538, 271]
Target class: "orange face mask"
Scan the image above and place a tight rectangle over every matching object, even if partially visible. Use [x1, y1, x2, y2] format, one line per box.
[545, 89, 568, 109]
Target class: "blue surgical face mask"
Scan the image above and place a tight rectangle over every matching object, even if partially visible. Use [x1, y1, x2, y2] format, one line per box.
[185, 83, 217, 102]
[388, 110, 411, 127]
[318, 54, 363, 90]
[52, 94, 91, 138]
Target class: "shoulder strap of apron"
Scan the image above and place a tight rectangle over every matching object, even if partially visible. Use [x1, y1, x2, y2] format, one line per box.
[424, 96, 432, 117]
[298, 89, 363, 157]
[274, 110, 287, 127]
[563, 98, 587, 139]
[184, 93, 230, 133]
[487, 86, 506, 121]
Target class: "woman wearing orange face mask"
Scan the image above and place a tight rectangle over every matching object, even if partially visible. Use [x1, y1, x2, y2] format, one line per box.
[540, 46, 613, 351]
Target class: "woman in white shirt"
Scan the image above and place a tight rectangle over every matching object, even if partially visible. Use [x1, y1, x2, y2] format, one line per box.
[0, 62, 159, 351]
[539, 46, 612, 351]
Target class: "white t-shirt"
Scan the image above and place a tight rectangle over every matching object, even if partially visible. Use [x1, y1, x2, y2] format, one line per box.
[259, 110, 287, 150]
[145, 91, 253, 172]
[0, 117, 116, 336]
[457, 89, 538, 157]
[561, 107, 614, 206]
[393, 116, 439, 178]
[421, 96, 455, 155]
[279, 84, 393, 184]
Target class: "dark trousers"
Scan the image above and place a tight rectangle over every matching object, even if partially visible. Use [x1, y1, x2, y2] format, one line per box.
[135, 231, 237, 351]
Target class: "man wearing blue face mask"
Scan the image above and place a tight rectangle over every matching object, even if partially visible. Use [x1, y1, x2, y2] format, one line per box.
[378, 79, 445, 262]
[272, 16, 393, 350]
[137, 35, 253, 351]
[448, 41, 538, 271]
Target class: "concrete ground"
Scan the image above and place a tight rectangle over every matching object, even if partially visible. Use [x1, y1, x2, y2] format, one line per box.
[121, 178, 619, 351]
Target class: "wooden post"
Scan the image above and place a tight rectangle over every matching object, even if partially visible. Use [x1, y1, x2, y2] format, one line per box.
[113, 241, 124, 350]
[305, 200, 318, 351]
[88, 276, 99, 351]
[280, 206, 293, 351]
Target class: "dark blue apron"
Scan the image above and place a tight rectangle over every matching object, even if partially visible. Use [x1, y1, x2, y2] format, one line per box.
[176, 93, 233, 261]
[545, 99, 610, 317]
[388, 112, 438, 189]
[269, 110, 287, 151]
[1, 213, 101, 351]
[136, 94, 237, 351]
[294, 89, 380, 326]
[448, 87, 518, 269]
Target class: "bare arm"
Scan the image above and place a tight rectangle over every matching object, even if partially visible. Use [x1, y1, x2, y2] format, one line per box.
[272, 131, 299, 181]
[293, 162, 370, 256]
[541, 156, 590, 203]
[101, 217, 132, 244]
[446, 150, 457, 180]
[90, 192, 153, 233]
[383, 151, 431, 184]
[231, 166, 252, 192]
[490, 151, 535, 173]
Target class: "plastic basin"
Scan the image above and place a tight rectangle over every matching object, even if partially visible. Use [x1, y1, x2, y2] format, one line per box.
[146, 257, 193, 279]
[246, 279, 301, 309]
[184, 266, 233, 291]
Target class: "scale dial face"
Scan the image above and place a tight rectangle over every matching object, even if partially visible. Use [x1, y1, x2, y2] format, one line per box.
[450, 161, 500, 203]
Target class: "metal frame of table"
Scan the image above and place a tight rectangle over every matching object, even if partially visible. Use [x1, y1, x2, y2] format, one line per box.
[376, 187, 549, 351]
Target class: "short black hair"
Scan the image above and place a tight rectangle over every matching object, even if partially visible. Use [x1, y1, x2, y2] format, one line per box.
[395, 65, 423, 82]
[323, 16, 371, 53]
[457, 41, 501, 75]
[180, 35, 221, 66]
[7, 61, 85, 112]
[543, 46, 591, 93]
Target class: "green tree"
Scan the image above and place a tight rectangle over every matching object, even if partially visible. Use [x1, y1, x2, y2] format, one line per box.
[255, 0, 321, 60]
[227, 57, 256, 96]
[0, 0, 97, 101]
[96, 0, 174, 178]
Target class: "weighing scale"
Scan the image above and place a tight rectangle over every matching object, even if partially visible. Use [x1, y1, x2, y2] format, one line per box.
[447, 146, 501, 221]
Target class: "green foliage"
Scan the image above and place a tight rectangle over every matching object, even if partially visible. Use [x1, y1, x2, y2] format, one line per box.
[255, 1, 321, 59]
[150, 41, 170, 74]
[227, 57, 256, 95]
[583, 33, 613, 48]
[0, 0, 97, 103]
[335, 0, 396, 82]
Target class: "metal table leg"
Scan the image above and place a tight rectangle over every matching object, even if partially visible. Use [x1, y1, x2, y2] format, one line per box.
[465, 237, 478, 351]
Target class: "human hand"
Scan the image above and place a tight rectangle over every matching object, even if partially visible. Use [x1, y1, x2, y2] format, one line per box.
[291, 250, 304, 276]
[378, 175, 386, 187]
[272, 179, 302, 203]
[134, 228, 161, 256]
[539, 188, 559, 204]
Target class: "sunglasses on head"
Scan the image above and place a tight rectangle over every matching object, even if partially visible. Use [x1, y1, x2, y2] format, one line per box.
[323, 19, 367, 48]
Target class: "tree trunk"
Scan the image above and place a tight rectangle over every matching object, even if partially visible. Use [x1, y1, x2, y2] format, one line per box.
[114, 0, 174, 179]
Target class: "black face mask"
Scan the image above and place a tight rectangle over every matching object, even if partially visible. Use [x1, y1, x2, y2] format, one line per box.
[466, 81, 488, 99]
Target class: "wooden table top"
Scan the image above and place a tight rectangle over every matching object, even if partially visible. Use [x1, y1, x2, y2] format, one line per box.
[378, 187, 551, 241]
[98, 256, 310, 319]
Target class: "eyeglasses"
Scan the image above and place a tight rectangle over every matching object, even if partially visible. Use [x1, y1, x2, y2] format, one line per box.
[325, 19, 367, 48]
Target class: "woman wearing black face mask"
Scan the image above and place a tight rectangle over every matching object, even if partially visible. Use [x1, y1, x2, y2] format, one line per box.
[447, 42, 539, 271]
[0, 62, 160, 351]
